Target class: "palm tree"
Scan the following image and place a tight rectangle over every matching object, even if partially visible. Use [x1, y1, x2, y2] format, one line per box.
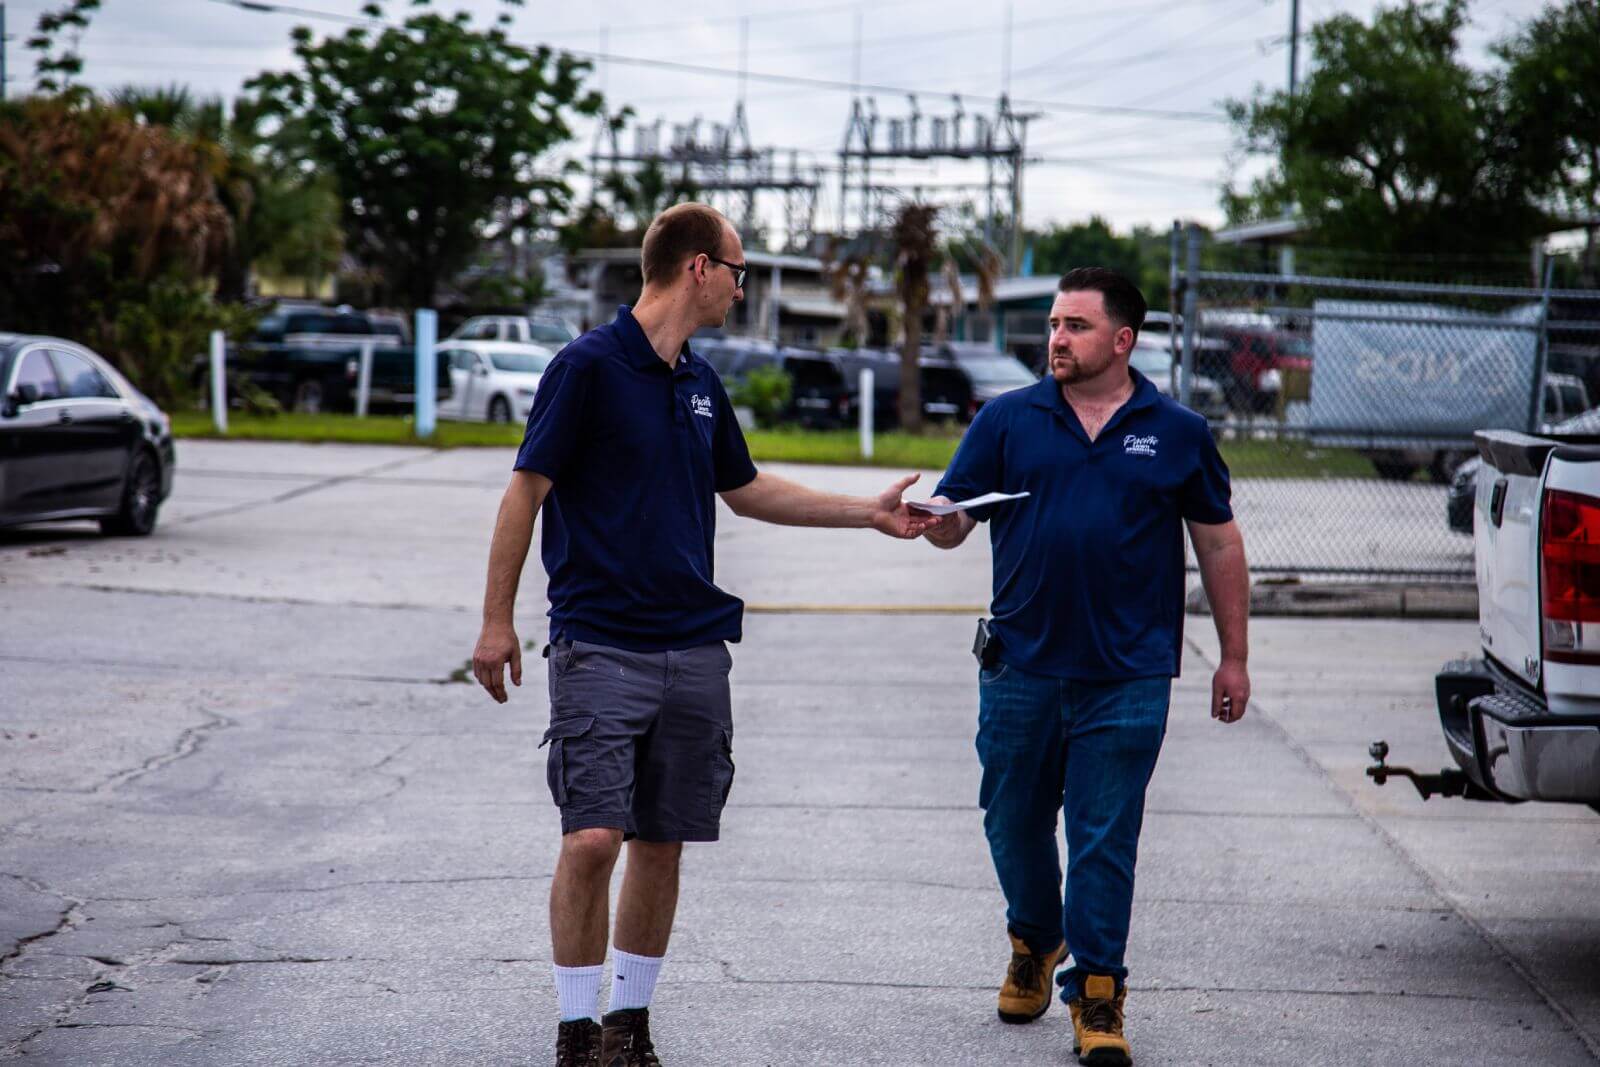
[892, 202, 939, 433]
[110, 85, 344, 301]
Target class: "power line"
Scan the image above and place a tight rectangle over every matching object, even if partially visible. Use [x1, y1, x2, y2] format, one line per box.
[205, 0, 1230, 124]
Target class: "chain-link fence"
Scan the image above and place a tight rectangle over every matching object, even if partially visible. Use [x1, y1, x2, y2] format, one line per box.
[1173, 234, 1600, 580]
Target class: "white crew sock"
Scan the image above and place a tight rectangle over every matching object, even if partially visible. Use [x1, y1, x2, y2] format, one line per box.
[553, 963, 603, 1022]
[607, 949, 665, 1013]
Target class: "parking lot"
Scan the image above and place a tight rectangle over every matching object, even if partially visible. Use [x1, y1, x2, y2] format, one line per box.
[2, 441, 1596, 1065]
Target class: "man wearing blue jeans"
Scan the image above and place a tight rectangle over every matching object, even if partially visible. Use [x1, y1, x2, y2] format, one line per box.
[921, 267, 1250, 1066]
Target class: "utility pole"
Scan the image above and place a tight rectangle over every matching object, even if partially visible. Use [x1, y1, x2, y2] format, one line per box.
[1287, 0, 1301, 100]
[1001, 1, 1012, 98]
[1, 3, 9, 103]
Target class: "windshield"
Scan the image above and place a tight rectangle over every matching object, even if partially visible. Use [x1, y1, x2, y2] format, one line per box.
[529, 322, 575, 346]
[960, 357, 1037, 386]
[490, 351, 551, 375]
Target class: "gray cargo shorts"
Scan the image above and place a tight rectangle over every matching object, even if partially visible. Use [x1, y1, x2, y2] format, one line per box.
[541, 638, 736, 842]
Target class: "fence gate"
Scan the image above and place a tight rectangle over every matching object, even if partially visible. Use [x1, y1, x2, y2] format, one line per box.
[1175, 236, 1600, 581]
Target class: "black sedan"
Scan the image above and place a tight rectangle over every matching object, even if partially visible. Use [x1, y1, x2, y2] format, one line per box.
[0, 334, 176, 535]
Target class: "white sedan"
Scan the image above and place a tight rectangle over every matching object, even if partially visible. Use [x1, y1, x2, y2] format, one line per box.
[436, 341, 556, 423]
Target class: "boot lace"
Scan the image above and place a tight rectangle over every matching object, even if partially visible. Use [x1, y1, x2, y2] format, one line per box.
[620, 1014, 661, 1067]
[1006, 951, 1043, 993]
[1081, 994, 1124, 1035]
[556, 1020, 598, 1065]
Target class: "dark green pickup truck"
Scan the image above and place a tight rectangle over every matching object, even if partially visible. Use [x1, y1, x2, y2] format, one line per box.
[229, 306, 450, 413]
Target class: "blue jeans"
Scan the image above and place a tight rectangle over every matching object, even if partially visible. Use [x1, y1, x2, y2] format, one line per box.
[976, 662, 1171, 1002]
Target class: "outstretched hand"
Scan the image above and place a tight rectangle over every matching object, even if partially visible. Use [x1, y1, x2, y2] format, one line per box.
[872, 473, 948, 539]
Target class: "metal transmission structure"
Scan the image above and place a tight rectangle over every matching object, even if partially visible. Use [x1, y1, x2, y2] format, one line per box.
[589, 102, 823, 252]
[838, 95, 1034, 272]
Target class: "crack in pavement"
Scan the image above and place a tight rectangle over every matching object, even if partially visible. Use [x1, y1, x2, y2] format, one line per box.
[0, 652, 464, 690]
[171, 452, 439, 527]
[1183, 635, 1600, 1062]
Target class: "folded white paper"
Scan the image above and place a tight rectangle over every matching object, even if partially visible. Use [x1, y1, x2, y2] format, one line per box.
[907, 491, 1031, 515]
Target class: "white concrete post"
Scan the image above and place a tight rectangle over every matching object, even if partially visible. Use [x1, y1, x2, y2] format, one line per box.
[355, 339, 374, 418]
[859, 367, 874, 460]
[769, 264, 783, 342]
[208, 330, 228, 434]
[415, 309, 437, 438]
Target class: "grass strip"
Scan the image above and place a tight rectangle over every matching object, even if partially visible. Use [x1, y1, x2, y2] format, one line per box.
[170, 412, 1388, 479]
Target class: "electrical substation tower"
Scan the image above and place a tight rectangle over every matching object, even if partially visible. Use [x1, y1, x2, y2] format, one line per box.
[838, 94, 1034, 272]
[590, 102, 823, 253]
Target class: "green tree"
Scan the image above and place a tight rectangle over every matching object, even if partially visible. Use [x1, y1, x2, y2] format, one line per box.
[246, 0, 603, 308]
[1225, 0, 1546, 260]
[1497, 0, 1600, 285]
[25, 0, 101, 97]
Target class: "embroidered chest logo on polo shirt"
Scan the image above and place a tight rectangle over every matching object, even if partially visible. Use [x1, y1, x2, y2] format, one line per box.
[1123, 434, 1158, 457]
[690, 394, 714, 419]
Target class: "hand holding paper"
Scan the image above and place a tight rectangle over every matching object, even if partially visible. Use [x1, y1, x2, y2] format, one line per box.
[907, 491, 1030, 516]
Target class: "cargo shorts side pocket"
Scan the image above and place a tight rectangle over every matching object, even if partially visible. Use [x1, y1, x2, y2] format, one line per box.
[540, 715, 596, 807]
[707, 728, 735, 816]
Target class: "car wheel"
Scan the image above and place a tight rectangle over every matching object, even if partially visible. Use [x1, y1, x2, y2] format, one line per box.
[488, 395, 512, 423]
[292, 379, 324, 414]
[1372, 459, 1421, 482]
[100, 450, 162, 537]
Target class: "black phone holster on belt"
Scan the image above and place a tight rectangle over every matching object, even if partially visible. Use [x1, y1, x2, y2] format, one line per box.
[972, 618, 1001, 670]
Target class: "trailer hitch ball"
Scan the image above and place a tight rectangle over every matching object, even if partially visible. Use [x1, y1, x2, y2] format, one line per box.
[1369, 740, 1389, 763]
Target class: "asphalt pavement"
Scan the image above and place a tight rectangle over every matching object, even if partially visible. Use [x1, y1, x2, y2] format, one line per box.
[0, 440, 1595, 1066]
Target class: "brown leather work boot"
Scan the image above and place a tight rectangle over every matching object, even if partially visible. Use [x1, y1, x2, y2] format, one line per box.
[997, 932, 1069, 1024]
[555, 1017, 601, 1067]
[599, 1007, 661, 1067]
[1068, 974, 1131, 1065]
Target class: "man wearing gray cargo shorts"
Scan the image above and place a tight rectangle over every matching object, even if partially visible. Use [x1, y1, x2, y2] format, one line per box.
[471, 203, 942, 1067]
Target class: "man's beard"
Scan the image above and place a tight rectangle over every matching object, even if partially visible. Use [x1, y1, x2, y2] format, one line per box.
[1050, 350, 1103, 384]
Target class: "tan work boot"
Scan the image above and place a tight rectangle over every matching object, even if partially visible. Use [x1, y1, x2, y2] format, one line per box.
[1068, 974, 1131, 1065]
[997, 932, 1068, 1024]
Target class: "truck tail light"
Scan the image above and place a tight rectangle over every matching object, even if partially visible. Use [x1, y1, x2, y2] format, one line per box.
[1541, 487, 1600, 662]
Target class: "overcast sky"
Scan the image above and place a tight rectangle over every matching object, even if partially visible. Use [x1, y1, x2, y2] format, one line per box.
[2, 0, 1559, 240]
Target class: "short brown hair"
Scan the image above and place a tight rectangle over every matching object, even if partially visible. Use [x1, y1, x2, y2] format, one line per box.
[1058, 266, 1147, 338]
[640, 203, 730, 286]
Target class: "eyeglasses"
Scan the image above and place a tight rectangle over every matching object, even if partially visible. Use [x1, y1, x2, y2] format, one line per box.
[703, 255, 747, 289]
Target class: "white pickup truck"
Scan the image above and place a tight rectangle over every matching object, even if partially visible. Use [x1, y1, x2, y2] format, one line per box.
[1369, 429, 1600, 810]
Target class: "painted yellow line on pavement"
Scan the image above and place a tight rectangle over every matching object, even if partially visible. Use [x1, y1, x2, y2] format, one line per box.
[744, 604, 984, 615]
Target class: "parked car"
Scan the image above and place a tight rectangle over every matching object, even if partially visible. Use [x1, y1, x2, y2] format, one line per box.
[929, 341, 1039, 417]
[1370, 426, 1600, 809]
[436, 341, 556, 424]
[223, 304, 450, 414]
[1128, 340, 1228, 421]
[0, 334, 175, 535]
[1445, 397, 1600, 533]
[1200, 325, 1313, 413]
[451, 315, 578, 349]
[827, 348, 977, 428]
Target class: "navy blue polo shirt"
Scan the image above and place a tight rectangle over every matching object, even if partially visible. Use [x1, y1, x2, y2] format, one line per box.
[512, 306, 758, 651]
[936, 369, 1232, 681]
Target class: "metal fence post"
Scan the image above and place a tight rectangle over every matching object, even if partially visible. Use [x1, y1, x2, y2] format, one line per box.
[1529, 256, 1556, 433]
[1168, 221, 1181, 396]
[859, 367, 875, 460]
[208, 330, 228, 435]
[1179, 225, 1200, 410]
[415, 309, 437, 439]
[355, 339, 374, 419]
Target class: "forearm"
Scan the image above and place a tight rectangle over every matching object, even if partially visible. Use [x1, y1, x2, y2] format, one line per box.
[482, 474, 547, 626]
[1197, 541, 1249, 662]
[726, 471, 874, 528]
